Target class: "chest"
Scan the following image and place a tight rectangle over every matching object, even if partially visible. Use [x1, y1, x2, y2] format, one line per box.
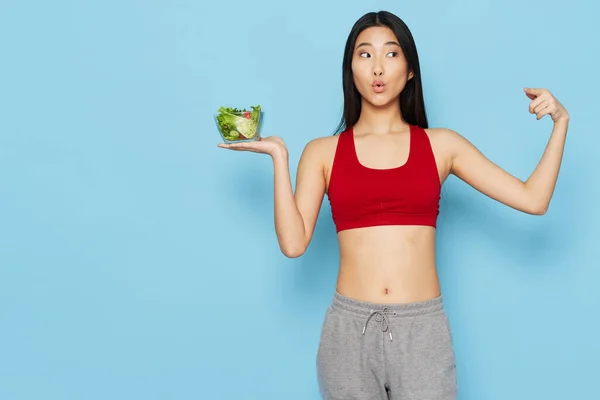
[329, 167, 439, 208]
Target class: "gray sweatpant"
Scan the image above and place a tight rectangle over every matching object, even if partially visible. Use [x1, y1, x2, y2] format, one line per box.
[316, 290, 458, 399]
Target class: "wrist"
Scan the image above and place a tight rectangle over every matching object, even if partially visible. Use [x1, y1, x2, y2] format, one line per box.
[271, 146, 289, 162]
[554, 116, 570, 127]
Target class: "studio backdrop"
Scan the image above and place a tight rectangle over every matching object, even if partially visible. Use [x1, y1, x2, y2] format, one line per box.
[1, 0, 598, 399]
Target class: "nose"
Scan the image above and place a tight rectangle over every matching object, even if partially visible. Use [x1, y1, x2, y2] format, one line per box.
[372, 59, 383, 76]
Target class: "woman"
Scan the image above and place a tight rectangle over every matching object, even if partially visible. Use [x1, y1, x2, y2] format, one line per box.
[218, 10, 569, 400]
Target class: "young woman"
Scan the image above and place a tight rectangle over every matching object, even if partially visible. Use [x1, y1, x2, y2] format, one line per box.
[218, 10, 569, 400]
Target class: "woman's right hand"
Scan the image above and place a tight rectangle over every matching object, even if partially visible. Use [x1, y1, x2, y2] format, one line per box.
[217, 136, 287, 157]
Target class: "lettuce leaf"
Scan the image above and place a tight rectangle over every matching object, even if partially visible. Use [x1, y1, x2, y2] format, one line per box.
[216, 105, 261, 140]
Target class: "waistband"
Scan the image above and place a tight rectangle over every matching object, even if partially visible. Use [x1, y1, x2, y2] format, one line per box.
[332, 289, 444, 318]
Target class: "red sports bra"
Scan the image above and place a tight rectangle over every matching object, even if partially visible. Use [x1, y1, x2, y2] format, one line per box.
[327, 124, 441, 233]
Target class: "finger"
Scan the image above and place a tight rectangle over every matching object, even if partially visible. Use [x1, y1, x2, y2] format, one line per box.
[524, 88, 539, 100]
[228, 143, 253, 151]
[525, 88, 550, 102]
[536, 105, 551, 120]
[218, 143, 247, 151]
[225, 142, 268, 153]
[534, 101, 549, 115]
[529, 97, 546, 114]
[524, 87, 545, 98]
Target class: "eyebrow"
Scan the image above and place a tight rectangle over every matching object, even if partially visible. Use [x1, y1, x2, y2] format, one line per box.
[355, 41, 401, 49]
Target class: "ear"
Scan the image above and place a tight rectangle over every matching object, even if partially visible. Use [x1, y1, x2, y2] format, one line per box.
[408, 70, 414, 80]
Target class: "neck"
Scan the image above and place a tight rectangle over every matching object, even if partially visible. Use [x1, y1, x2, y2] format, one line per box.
[355, 98, 409, 135]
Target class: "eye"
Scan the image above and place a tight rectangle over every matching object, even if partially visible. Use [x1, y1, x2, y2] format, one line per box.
[359, 52, 370, 58]
[386, 51, 399, 57]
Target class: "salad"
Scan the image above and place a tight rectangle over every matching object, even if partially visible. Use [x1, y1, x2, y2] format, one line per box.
[215, 105, 262, 142]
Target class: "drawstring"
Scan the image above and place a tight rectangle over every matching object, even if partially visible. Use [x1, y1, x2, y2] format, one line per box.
[362, 307, 397, 341]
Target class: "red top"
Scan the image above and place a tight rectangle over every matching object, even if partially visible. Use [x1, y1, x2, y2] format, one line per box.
[327, 124, 441, 233]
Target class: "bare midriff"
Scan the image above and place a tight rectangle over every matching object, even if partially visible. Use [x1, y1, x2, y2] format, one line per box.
[336, 225, 440, 304]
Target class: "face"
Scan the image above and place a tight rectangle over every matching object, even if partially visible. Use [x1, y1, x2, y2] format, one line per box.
[351, 26, 414, 108]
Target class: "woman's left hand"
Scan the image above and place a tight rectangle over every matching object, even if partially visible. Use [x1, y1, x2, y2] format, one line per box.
[524, 88, 570, 124]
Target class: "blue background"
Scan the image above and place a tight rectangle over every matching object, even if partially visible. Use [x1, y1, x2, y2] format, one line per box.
[1, 0, 598, 399]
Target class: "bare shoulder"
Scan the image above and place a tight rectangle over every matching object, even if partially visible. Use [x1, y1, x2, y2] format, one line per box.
[303, 135, 339, 153]
[423, 127, 461, 145]
[423, 126, 473, 156]
[299, 135, 340, 164]
[296, 135, 340, 190]
[421, 127, 459, 169]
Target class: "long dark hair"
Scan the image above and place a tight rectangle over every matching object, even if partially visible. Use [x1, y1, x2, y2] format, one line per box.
[334, 11, 428, 134]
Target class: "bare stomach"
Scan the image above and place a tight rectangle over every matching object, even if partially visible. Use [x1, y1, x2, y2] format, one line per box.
[336, 225, 440, 304]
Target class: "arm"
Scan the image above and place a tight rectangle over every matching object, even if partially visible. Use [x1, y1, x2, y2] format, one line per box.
[218, 136, 327, 258]
[448, 88, 570, 215]
[272, 139, 326, 258]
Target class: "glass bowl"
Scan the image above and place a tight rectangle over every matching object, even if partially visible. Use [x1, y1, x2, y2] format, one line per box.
[214, 107, 263, 144]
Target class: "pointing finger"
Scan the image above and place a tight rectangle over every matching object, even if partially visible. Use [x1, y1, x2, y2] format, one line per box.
[524, 87, 544, 96]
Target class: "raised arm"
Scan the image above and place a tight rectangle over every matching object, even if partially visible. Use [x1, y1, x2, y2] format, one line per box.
[447, 88, 570, 215]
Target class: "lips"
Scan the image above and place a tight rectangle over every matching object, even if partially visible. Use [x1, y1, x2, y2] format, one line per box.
[372, 80, 385, 93]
